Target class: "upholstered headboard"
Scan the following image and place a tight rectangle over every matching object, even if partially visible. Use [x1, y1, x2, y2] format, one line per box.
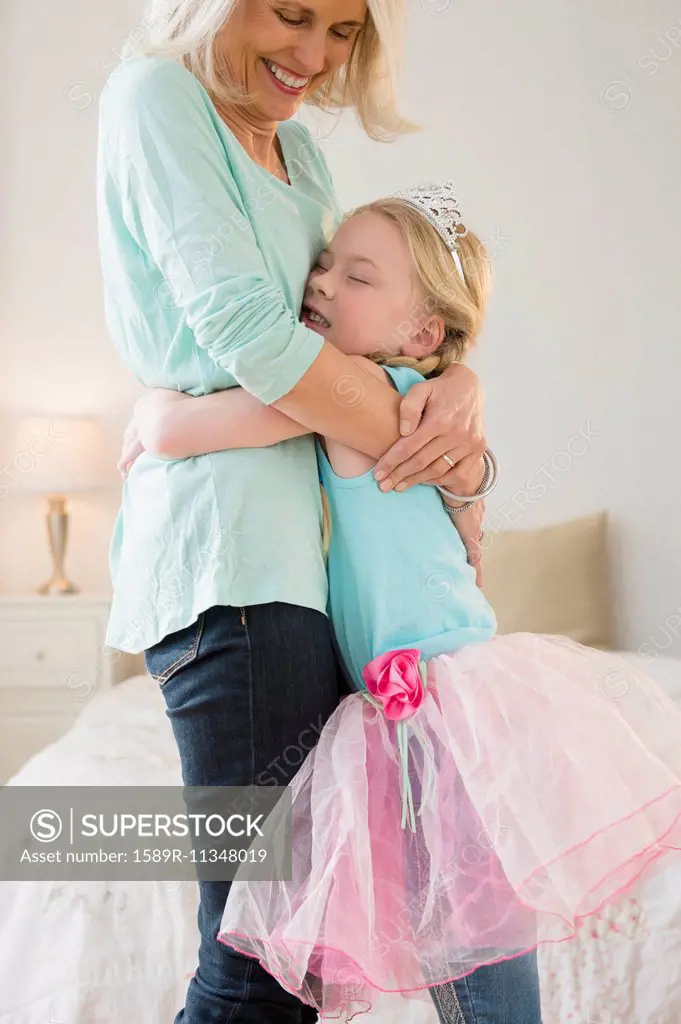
[482, 512, 614, 649]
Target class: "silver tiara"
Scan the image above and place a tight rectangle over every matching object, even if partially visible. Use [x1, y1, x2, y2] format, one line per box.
[389, 180, 468, 277]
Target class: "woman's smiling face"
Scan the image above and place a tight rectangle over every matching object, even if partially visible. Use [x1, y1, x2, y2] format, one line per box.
[218, 0, 367, 121]
[301, 211, 427, 359]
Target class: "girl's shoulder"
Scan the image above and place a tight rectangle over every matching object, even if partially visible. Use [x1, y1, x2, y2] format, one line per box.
[348, 357, 425, 394]
[319, 360, 425, 481]
[381, 363, 427, 397]
[319, 357, 388, 480]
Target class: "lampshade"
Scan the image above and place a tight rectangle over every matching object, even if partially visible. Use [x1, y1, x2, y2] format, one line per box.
[11, 416, 108, 493]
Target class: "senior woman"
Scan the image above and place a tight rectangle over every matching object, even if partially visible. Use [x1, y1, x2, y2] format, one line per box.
[97, 1, 540, 1022]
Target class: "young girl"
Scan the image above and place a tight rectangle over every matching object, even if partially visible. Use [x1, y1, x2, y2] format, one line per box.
[123, 182, 681, 1021]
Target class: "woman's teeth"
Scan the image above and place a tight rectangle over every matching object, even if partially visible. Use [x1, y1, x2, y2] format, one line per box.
[264, 60, 310, 91]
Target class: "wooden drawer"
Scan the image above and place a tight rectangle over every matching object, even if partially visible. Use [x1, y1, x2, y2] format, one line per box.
[0, 618, 101, 687]
[0, 598, 141, 780]
[0, 617, 100, 669]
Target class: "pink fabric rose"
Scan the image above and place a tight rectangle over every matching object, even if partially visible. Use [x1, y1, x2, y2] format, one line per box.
[361, 648, 426, 721]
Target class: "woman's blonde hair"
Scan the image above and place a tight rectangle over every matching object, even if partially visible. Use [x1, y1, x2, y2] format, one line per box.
[139, 0, 418, 141]
[319, 199, 491, 556]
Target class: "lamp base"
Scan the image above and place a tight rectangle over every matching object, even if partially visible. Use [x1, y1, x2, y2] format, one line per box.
[37, 494, 80, 597]
[38, 576, 80, 596]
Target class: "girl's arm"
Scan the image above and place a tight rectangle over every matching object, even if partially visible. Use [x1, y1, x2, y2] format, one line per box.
[134, 387, 309, 459]
[134, 355, 401, 461]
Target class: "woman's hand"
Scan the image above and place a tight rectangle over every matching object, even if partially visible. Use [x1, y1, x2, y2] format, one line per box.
[373, 364, 486, 494]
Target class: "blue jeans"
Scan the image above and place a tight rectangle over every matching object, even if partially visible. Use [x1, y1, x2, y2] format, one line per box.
[428, 953, 542, 1023]
[407, 740, 543, 1024]
[146, 603, 542, 1023]
[146, 603, 341, 1023]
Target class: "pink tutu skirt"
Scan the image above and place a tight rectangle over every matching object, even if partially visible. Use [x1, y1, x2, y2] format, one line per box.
[218, 634, 681, 1019]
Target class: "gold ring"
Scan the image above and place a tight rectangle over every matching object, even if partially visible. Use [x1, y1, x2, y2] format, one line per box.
[442, 453, 456, 469]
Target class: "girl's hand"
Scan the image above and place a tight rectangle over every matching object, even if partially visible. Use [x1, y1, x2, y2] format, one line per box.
[117, 414, 145, 479]
[373, 364, 486, 493]
[452, 502, 486, 589]
[117, 390, 183, 478]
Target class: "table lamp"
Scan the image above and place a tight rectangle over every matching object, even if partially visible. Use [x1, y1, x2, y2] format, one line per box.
[13, 416, 107, 595]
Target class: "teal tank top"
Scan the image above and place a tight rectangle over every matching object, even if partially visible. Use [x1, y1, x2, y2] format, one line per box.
[317, 365, 497, 693]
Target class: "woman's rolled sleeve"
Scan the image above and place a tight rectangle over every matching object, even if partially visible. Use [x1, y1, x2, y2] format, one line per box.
[99, 58, 324, 405]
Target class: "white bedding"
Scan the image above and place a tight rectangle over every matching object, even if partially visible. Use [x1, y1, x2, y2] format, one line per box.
[1, 651, 680, 1023]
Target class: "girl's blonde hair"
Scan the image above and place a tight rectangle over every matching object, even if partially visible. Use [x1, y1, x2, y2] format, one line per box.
[140, 0, 418, 141]
[344, 197, 492, 375]
[320, 199, 492, 556]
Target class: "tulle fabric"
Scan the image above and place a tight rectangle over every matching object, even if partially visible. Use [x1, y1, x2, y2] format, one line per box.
[218, 634, 681, 1020]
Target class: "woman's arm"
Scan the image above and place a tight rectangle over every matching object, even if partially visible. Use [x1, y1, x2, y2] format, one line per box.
[373, 363, 485, 491]
[275, 351, 486, 499]
[101, 61, 482, 495]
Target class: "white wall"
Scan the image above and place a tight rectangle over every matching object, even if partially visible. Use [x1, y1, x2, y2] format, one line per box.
[0, 0, 144, 594]
[1, 0, 680, 653]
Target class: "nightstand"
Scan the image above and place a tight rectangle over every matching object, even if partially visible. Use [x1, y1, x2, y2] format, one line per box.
[0, 596, 142, 783]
